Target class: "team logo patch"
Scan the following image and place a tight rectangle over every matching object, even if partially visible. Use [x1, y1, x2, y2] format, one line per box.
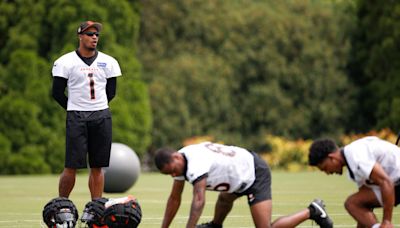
[97, 62, 107, 67]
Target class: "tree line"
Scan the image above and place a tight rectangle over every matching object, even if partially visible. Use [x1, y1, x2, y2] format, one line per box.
[0, 0, 399, 174]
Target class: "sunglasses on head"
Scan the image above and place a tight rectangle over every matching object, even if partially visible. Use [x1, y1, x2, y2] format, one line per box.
[83, 31, 100, 37]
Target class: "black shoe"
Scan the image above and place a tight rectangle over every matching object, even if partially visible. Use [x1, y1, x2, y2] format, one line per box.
[196, 221, 222, 228]
[308, 199, 333, 228]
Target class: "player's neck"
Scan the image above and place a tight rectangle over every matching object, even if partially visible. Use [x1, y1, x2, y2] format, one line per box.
[78, 46, 96, 58]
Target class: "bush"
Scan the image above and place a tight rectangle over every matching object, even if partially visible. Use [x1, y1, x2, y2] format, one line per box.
[259, 128, 398, 171]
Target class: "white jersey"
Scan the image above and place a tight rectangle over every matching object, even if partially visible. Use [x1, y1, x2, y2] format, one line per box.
[175, 142, 256, 193]
[52, 51, 122, 111]
[343, 136, 400, 188]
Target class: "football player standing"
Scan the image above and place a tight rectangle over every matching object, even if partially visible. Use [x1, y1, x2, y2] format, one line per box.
[51, 21, 121, 200]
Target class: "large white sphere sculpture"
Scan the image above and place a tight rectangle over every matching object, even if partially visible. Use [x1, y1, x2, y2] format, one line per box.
[104, 143, 141, 193]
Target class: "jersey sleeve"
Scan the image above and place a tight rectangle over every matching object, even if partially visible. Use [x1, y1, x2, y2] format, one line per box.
[52, 58, 69, 79]
[180, 146, 212, 184]
[345, 142, 375, 183]
[108, 58, 122, 78]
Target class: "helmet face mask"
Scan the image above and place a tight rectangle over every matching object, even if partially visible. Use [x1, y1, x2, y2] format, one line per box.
[55, 209, 76, 227]
[80, 197, 108, 227]
[42, 197, 78, 228]
[80, 211, 95, 223]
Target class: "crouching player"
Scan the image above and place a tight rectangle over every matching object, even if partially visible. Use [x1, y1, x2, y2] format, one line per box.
[155, 142, 333, 228]
[309, 136, 400, 228]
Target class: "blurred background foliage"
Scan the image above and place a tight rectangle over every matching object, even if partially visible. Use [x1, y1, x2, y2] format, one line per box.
[140, 0, 355, 152]
[1, 0, 400, 173]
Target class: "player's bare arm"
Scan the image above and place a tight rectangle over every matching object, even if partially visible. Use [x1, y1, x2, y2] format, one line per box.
[162, 180, 185, 228]
[187, 177, 207, 228]
[369, 163, 395, 227]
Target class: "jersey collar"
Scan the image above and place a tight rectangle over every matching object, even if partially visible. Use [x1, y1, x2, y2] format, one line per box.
[182, 153, 188, 181]
[75, 49, 98, 66]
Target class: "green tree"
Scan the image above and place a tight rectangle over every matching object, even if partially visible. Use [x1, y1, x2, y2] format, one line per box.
[0, 96, 51, 173]
[0, 134, 11, 174]
[139, 0, 354, 149]
[149, 51, 236, 148]
[348, 0, 400, 132]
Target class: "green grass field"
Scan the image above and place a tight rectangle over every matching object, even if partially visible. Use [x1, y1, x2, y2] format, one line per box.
[0, 171, 398, 227]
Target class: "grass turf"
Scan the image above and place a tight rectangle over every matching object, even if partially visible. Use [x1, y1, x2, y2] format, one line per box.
[0, 171, 398, 227]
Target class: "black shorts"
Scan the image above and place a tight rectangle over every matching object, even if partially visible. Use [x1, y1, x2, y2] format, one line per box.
[65, 109, 112, 169]
[235, 152, 272, 206]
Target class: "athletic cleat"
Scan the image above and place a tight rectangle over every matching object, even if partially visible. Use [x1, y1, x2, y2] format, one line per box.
[196, 221, 223, 228]
[308, 199, 333, 228]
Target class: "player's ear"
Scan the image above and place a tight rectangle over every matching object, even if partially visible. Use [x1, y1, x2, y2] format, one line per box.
[171, 152, 180, 160]
[172, 153, 185, 165]
[328, 152, 340, 162]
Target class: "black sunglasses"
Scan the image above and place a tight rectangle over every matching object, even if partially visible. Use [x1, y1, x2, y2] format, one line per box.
[83, 31, 100, 37]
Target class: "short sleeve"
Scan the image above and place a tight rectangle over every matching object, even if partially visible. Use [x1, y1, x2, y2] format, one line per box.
[345, 141, 376, 183]
[52, 59, 68, 79]
[109, 58, 122, 78]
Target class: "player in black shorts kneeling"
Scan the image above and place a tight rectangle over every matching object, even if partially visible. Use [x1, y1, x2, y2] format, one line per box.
[155, 142, 333, 228]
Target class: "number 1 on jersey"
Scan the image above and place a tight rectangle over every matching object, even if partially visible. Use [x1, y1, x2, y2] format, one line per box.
[88, 73, 95, 100]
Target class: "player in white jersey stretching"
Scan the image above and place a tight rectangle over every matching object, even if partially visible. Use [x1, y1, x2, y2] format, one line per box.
[155, 142, 333, 228]
[51, 21, 122, 200]
[309, 136, 400, 228]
